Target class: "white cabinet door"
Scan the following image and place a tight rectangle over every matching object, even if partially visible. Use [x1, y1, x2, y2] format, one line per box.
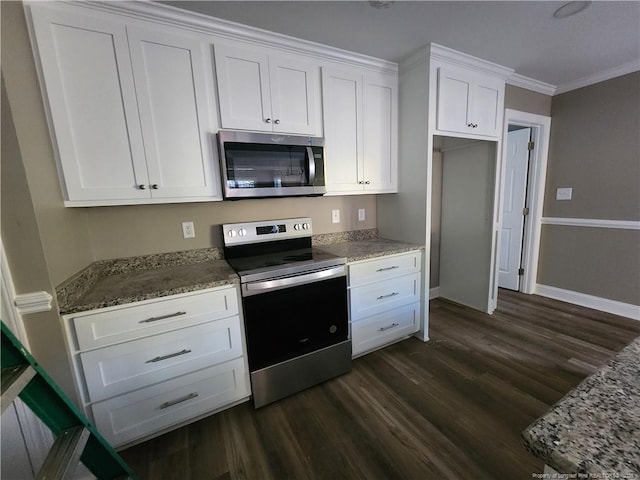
[214, 45, 319, 135]
[269, 55, 319, 135]
[214, 44, 272, 132]
[127, 26, 220, 199]
[322, 68, 363, 193]
[436, 66, 504, 138]
[470, 76, 503, 137]
[436, 66, 473, 134]
[363, 74, 397, 193]
[29, 6, 149, 201]
[322, 68, 398, 195]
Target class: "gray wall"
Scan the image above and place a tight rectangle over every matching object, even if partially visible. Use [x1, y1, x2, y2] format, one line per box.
[505, 84, 552, 117]
[538, 72, 640, 305]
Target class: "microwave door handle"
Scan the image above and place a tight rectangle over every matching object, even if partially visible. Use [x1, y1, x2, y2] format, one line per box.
[306, 146, 316, 184]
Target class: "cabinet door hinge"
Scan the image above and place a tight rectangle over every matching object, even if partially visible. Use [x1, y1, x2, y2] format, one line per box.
[518, 268, 525, 276]
[528, 141, 535, 151]
[523, 207, 530, 216]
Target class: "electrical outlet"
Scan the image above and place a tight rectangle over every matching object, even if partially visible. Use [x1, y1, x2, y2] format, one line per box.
[331, 209, 340, 224]
[358, 208, 366, 221]
[556, 187, 573, 201]
[182, 221, 195, 239]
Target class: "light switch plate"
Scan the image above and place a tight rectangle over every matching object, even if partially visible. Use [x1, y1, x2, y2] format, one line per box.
[358, 208, 366, 221]
[331, 209, 340, 224]
[556, 187, 572, 201]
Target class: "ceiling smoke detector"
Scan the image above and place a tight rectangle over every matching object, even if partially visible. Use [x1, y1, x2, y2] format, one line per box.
[369, 1, 395, 9]
[553, 1, 592, 19]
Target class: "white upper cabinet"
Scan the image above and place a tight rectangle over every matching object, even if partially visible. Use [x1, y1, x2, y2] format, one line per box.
[214, 43, 321, 136]
[435, 65, 504, 138]
[127, 26, 219, 199]
[28, 4, 221, 206]
[322, 68, 397, 195]
[30, 7, 149, 203]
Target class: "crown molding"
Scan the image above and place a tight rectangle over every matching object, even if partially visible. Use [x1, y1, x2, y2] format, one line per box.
[429, 43, 514, 79]
[57, 0, 398, 74]
[554, 59, 640, 95]
[506, 73, 556, 96]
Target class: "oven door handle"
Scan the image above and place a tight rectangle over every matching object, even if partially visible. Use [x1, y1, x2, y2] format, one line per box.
[243, 265, 345, 296]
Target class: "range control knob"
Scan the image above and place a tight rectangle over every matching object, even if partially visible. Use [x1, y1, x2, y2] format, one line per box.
[302, 223, 310, 230]
[293, 223, 301, 231]
[227, 230, 237, 238]
[238, 228, 247, 237]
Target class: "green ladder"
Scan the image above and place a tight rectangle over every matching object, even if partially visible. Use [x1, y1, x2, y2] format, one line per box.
[1, 321, 137, 480]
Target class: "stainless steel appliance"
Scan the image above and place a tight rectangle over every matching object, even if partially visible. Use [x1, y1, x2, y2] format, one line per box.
[218, 130, 326, 199]
[222, 217, 351, 408]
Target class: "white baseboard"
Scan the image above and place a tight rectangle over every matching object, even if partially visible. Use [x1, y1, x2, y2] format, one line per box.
[429, 287, 440, 300]
[535, 284, 640, 321]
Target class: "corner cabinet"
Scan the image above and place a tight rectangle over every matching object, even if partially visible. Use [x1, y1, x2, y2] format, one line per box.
[63, 286, 250, 448]
[322, 68, 398, 194]
[435, 65, 505, 138]
[349, 251, 422, 357]
[214, 43, 321, 136]
[28, 4, 222, 206]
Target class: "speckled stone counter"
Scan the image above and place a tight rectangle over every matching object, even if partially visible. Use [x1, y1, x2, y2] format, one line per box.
[523, 336, 640, 477]
[315, 236, 423, 263]
[57, 248, 238, 315]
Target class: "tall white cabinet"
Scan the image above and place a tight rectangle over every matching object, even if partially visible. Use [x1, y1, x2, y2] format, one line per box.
[29, 4, 221, 206]
[377, 44, 514, 339]
[322, 68, 397, 194]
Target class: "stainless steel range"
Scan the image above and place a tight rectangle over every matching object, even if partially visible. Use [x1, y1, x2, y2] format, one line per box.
[222, 217, 351, 408]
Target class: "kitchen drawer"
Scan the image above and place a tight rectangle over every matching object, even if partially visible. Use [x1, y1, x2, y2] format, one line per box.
[72, 287, 239, 351]
[80, 316, 243, 402]
[349, 251, 420, 287]
[352, 302, 420, 357]
[92, 357, 249, 446]
[350, 272, 420, 322]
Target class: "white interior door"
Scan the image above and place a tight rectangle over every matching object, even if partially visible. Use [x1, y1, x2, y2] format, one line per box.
[498, 128, 531, 290]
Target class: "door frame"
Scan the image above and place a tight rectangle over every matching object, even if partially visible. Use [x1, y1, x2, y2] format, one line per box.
[497, 109, 551, 295]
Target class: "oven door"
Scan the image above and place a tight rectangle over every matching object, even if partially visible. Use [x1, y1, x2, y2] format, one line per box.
[241, 270, 348, 372]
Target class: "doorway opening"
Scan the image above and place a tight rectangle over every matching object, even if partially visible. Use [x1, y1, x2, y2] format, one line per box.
[496, 109, 552, 296]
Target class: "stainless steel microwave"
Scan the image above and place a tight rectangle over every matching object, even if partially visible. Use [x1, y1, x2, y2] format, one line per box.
[217, 130, 326, 199]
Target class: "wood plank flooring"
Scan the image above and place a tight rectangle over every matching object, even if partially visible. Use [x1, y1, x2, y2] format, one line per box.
[120, 290, 640, 479]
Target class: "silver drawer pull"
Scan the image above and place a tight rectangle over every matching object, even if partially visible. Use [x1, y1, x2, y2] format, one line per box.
[376, 292, 399, 300]
[139, 311, 187, 323]
[378, 322, 399, 332]
[146, 349, 192, 363]
[159, 392, 199, 409]
[376, 265, 399, 272]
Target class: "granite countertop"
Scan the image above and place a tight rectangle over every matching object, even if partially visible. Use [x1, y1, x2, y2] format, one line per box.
[315, 237, 423, 263]
[56, 230, 424, 316]
[522, 336, 640, 477]
[57, 248, 238, 315]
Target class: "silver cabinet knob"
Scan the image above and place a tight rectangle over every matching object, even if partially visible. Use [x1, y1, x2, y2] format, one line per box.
[265, 118, 272, 123]
[274, 119, 281, 125]
[467, 122, 478, 128]
[151, 184, 159, 190]
[365, 181, 371, 184]
[138, 184, 146, 190]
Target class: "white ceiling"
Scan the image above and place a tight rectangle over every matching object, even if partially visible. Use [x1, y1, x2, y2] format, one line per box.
[161, 1, 640, 91]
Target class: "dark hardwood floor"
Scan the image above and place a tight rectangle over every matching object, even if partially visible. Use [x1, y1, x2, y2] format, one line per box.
[120, 290, 640, 479]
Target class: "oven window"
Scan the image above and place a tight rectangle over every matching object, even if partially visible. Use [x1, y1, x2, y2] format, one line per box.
[224, 143, 308, 189]
[242, 276, 348, 371]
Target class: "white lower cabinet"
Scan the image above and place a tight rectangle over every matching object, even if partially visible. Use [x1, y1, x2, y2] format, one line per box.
[349, 251, 422, 357]
[64, 286, 250, 447]
[92, 357, 248, 446]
